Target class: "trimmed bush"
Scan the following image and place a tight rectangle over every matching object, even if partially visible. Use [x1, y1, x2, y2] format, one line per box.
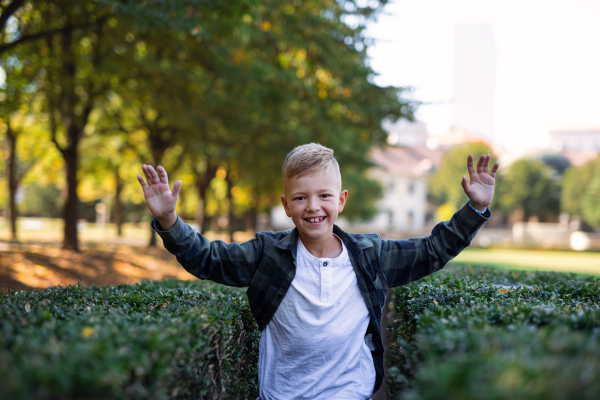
[388, 265, 600, 400]
[0, 280, 259, 400]
[2, 265, 599, 399]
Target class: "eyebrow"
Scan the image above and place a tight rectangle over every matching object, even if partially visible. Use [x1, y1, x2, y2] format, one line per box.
[290, 188, 335, 196]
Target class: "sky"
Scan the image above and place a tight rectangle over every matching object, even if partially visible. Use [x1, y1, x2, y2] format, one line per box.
[365, 0, 600, 153]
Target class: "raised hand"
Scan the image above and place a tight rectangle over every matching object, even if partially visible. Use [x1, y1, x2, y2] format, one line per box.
[461, 154, 499, 211]
[137, 165, 181, 230]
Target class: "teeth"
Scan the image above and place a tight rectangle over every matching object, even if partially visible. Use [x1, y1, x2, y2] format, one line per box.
[308, 217, 324, 223]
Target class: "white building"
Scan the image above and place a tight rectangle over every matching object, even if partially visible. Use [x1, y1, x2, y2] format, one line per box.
[344, 145, 444, 236]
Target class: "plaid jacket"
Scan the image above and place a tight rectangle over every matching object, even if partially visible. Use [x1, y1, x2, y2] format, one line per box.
[153, 202, 490, 393]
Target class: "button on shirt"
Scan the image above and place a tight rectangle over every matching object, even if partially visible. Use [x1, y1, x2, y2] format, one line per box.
[258, 237, 375, 400]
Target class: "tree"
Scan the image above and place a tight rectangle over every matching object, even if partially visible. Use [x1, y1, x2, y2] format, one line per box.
[122, 0, 413, 234]
[580, 158, 600, 231]
[499, 158, 560, 222]
[561, 157, 597, 228]
[3, 0, 251, 249]
[5, 0, 412, 247]
[195, 0, 413, 222]
[429, 143, 497, 211]
[0, 32, 42, 240]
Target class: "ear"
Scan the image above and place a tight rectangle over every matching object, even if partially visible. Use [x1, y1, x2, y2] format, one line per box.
[338, 190, 348, 213]
[280, 194, 292, 217]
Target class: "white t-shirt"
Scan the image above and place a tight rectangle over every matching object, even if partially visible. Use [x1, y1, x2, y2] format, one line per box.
[258, 237, 375, 399]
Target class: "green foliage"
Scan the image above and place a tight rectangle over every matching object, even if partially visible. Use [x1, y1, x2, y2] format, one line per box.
[19, 181, 62, 217]
[2, 0, 412, 232]
[499, 158, 561, 221]
[561, 158, 597, 217]
[0, 280, 259, 399]
[581, 160, 600, 231]
[342, 168, 383, 221]
[429, 143, 497, 210]
[95, 0, 254, 32]
[388, 265, 600, 399]
[2, 265, 600, 398]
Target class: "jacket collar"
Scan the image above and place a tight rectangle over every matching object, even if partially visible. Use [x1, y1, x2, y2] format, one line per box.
[273, 227, 298, 252]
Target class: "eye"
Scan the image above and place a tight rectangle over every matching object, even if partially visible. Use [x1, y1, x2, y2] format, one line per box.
[293, 196, 305, 201]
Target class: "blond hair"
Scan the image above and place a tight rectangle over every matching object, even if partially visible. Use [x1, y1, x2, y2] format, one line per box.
[282, 143, 341, 190]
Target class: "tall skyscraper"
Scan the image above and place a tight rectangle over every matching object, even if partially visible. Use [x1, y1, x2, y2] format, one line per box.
[452, 24, 496, 140]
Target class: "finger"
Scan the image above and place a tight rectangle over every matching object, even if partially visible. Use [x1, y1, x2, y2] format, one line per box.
[461, 175, 469, 192]
[137, 174, 148, 190]
[142, 164, 152, 183]
[490, 162, 499, 178]
[147, 165, 160, 184]
[157, 165, 169, 185]
[476, 155, 485, 173]
[482, 154, 490, 173]
[172, 180, 182, 199]
[466, 154, 475, 176]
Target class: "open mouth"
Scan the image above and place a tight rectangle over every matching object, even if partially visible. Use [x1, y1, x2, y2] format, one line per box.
[304, 216, 326, 223]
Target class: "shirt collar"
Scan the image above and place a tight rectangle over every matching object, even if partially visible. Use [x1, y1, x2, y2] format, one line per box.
[273, 225, 373, 253]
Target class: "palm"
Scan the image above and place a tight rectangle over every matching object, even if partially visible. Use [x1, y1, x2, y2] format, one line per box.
[461, 154, 499, 207]
[137, 165, 181, 219]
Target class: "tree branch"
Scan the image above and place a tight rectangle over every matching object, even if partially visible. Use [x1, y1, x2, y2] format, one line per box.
[0, 0, 26, 36]
[0, 15, 109, 55]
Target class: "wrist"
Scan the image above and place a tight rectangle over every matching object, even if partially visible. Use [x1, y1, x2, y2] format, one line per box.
[468, 199, 487, 213]
[157, 212, 178, 231]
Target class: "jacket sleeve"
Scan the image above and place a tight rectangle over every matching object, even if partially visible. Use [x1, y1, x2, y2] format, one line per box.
[380, 202, 490, 288]
[152, 216, 263, 287]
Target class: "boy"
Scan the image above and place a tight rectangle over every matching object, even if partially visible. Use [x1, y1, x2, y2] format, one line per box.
[137, 143, 499, 399]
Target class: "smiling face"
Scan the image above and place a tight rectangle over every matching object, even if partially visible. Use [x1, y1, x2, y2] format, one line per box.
[281, 165, 348, 246]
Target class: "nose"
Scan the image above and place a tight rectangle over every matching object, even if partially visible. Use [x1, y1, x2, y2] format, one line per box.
[306, 196, 320, 212]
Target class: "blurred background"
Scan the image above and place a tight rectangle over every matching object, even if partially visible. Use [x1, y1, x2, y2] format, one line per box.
[1, 0, 599, 288]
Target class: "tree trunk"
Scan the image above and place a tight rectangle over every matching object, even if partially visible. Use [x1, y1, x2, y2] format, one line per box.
[6, 124, 18, 241]
[247, 190, 259, 232]
[62, 144, 79, 251]
[193, 159, 218, 233]
[195, 198, 205, 232]
[114, 169, 124, 236]
[45, 27, 85, 252]
[202, 211, 212, 233]
[225, 166, 235, 243]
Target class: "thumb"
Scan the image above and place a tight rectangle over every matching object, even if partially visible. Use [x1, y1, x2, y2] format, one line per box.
[461, 175, 469, 192]
[172, 180, 182, 199]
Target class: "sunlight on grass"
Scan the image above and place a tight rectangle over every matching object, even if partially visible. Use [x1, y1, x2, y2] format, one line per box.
[452, 248, 600, 276]
[0, 217, 151, 244]
[0, 217, 253, 245]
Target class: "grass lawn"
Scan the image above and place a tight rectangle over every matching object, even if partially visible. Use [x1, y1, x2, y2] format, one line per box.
[452, 247, 600, 276]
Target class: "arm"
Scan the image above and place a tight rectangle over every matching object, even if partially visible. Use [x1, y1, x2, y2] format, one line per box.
[138, 165, 261, 286]
[381, 154, 499, 287]
[152, 216, 263, 287]
[381, 204, 489, 287]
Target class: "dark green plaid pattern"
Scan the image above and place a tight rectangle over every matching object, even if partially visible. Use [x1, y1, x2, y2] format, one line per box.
[153, 202, 490, 392]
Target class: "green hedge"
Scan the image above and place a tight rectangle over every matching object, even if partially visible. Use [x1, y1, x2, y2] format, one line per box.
[0, 280, 259, 400]
[388, 265, 600, 400]
[2, 265, 599, 399]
